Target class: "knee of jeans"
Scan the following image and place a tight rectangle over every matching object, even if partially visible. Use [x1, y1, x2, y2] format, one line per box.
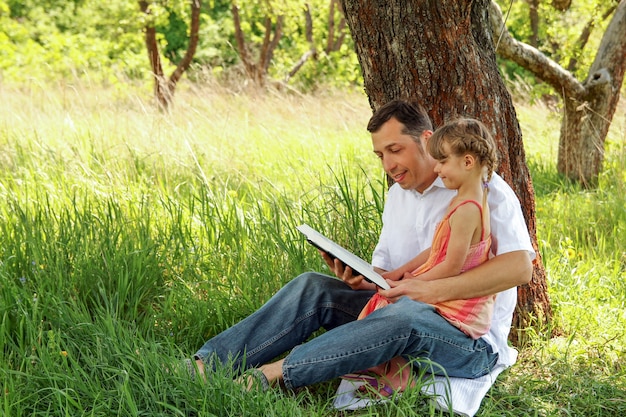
[373, 298, 432, 325]
[290, 272, 336, 294]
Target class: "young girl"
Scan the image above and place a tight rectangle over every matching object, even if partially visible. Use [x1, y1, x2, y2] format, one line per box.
[348, 117, 499, 397]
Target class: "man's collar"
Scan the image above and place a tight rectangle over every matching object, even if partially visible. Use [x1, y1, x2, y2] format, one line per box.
[415, 177, 447, 195]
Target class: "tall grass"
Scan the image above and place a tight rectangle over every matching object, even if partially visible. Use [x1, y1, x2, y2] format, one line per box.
[0, 82, 624, 416]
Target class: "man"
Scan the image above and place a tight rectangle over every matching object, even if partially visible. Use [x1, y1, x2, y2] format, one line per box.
[191, 100, 534, 402]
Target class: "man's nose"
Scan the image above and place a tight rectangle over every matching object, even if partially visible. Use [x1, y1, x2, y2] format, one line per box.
[382, 155, 396, 173]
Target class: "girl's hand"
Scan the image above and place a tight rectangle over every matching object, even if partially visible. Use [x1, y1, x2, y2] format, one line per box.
[381, 269, 407, 282]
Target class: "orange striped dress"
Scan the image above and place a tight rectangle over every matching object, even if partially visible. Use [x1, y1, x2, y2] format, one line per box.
[358, 200, 494, 339]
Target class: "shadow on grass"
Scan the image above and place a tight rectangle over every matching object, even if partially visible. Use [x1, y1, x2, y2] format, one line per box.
[484, 358, 626, 416]
[526, 158, 582, 198]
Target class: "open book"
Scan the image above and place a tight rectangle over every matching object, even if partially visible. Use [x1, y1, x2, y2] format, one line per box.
[297, 223, 390, 290]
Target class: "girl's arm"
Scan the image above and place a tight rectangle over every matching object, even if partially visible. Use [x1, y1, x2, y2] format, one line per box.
[381, 247, 431, 281]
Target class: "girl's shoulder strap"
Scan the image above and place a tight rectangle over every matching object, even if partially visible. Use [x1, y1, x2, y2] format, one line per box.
[448, 199, 486, 240]
[448, 199, 483, 216]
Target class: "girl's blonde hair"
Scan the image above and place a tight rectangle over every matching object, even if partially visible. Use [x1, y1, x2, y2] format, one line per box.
[427, 117, 498, 181]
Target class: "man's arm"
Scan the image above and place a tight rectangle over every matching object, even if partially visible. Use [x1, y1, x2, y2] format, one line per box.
[379, 250, 533, 304]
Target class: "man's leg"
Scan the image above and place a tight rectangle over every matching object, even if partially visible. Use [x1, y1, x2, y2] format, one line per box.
[193, 272, 375, 374]
[278, 297, 499, 390]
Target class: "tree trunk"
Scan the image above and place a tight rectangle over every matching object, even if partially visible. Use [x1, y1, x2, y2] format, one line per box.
[327, 0, 347, 53]
[557, 2, 626, 187]
[139, 1, 168, 108]
[341, 0, 552, 344]
[140, 0, 201, 110]
[232, 4, 283, 87]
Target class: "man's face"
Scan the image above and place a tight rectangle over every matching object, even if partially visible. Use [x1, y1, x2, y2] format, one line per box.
[371, 117, 437, 193]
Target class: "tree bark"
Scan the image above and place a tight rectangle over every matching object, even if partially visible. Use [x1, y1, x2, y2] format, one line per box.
[341, 0, 551, 344]
[490, 0, 626, 187]
[232, 4, 283, 87]
[286, 4, 317, 82]
[140, 0, 201, 110]
[558, 2, 626, 187]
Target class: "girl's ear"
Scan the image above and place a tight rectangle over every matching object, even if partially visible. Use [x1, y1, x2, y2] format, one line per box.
[464, 154, 476, 169]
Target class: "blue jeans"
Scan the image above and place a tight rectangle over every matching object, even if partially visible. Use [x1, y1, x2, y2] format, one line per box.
[194, 272, 498, 390]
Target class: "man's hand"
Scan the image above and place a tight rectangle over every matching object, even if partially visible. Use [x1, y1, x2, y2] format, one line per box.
[378, 275, 441, 304]
[319, 250, 375, 290]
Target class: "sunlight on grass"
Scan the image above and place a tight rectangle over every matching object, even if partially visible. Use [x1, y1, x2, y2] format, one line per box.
[1, 82, 625, 416]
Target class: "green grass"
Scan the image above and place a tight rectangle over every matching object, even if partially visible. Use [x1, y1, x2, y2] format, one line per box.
[1, 81, 625, 416]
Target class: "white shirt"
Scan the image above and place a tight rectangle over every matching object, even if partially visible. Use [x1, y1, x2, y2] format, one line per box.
[371, 173, 535, 364]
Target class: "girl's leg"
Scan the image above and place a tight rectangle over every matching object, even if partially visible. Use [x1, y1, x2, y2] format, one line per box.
[357, 357, 414, 396]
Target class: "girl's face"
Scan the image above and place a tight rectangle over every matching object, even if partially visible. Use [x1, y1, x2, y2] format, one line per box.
[433, 141, 471, 190]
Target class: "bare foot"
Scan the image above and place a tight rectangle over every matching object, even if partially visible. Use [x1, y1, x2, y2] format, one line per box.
[358, 357, 415, 397]
[194, 359, 206, 380]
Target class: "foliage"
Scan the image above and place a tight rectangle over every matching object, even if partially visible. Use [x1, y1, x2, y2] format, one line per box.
[0, 0, 361, 91]
[2, 0, 615, 94]
[0, 85, 625, 415]
[0, 0, 148, 85]
[494, 0, 615, 98]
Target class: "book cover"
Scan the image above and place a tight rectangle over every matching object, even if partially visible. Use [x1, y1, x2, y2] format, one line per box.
[297, 223, 390, 290]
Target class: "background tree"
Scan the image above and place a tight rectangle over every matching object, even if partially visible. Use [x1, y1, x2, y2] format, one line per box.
[340, 0, 552, 343]
[139, 0, 201, 110]
[285, 0, 347, 82]
[230, 0, 355, 88]
[231, 2, 284, 87]
[491, 0, 625, 187]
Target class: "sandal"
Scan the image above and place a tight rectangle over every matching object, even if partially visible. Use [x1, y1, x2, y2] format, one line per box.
[342, 372, 396, 398]
[182, 358, 209, 382]
[238, 368, 270, 391]
[356, 378, 395, 398]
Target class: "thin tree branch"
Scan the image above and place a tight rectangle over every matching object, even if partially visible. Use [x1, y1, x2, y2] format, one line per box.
[488, 0, 585, 98]
[169, 0, 201, 89]
[567, 5, 617, 71]
[232, 4, 255, 77]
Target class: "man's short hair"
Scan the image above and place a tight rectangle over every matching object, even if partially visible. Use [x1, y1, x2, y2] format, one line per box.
[367, 100, 433, 142]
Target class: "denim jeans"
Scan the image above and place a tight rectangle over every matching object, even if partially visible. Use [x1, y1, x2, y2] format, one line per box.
[194, 272, 498, 390]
